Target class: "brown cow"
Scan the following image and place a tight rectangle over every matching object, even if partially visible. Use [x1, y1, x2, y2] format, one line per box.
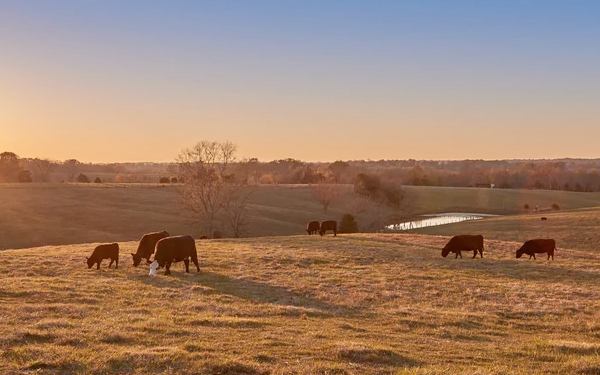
[541, 217, 548, 221]
[516, 239, 556, 260]
[319, 220, 337, 236]
[131, 231, 169, 266]
[150, 235, 200, 275]
[442, 235, 484, 259]
[87, 243, 119, 269]
[306, 221, 320, 235]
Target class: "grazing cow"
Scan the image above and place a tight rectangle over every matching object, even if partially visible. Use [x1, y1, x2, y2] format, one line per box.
[541, 217, 548, 221]
[131, 231, 169, 267]
[150, 235, 200, 275]
[87, 243, 119, 269]
[306, 221, 320, 235]
[442, 235, 484, 259]
[319, 220, 337, 236]
[516, 239, 556, 260]
[199, 235, 208, 239]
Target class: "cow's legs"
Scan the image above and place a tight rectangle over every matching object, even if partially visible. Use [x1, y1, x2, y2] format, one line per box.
[454, 252, 458, 259]
[480, 248, 484, 258]
[472, 250, 477, 259]
[96, 261, 101, 270]
[533, 254, 536, 260]
[115, 258, 119, 269]
[108, 259, 114, 268]
[191, 255, 200, 272]
[184, 258, 190, 273]
[165, 261, 172, 275]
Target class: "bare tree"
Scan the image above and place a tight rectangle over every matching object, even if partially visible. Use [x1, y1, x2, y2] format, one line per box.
[311, 183, 343, 214]
[176, 141, 238, 238]
[32, 158, 57, 182]
[63, 159, 81, 182]
[224, 185, 253, 238]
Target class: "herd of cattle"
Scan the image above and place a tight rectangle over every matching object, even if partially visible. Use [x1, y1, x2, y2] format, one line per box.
[85, 221, 557, 275]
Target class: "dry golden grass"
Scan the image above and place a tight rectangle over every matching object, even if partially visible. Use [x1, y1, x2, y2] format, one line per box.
[412, 206, 600, 253]
[2, 234, 600, 374]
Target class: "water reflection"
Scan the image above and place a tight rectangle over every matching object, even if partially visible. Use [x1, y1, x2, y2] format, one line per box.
[387, 213, 499, 231]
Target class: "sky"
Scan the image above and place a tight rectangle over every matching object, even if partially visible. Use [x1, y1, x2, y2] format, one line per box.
[1, 1, 599, 163]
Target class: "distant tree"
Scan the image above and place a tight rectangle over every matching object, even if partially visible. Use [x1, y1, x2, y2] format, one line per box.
[0, 151, 21, 182]
[523, 203, 530, 210]
[159, 177, 170, 184]
[339, 214, 358, 233]
[328, 160, 349, 183]
[63, 159, 81, 182]
[177, 140, 238, 238]
[551, 203, 560, 210]
[354, 173, 381, 199]
[311, 183, 343, 214]
[18, 170, 32, 183]
[31, 158, 57, 182]
[77, 173, 90, 183]
[170, 176, 178, 183]
[224, 185, 254, 238]
[94, 177, 102, 183]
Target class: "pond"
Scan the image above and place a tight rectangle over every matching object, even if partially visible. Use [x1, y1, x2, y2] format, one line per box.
[386, 212, 499, 231]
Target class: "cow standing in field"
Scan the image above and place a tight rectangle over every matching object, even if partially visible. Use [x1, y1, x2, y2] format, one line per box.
[149, 235, 200, 276]
[131, 231, 169, 266]
[442, 235, 484, 259]
[87, 243, 119, 269]
[516, 239, 556, 260]
[306, 221, 320, 235]
[319, 220, 337, 236]
[541, 217, 548, 221]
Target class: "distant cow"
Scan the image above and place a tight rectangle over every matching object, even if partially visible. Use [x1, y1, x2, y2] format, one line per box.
[87, 243, 119, 269]
[516, 239, 556, 260]
[131, 231, 169, 267]
[442, 235, 484, 259]
[199, 235, 208, 239]
[319, 220, 337, 236]
[541, 217, 548, 221]
[150, 235, 200, 275]
[306, 221, 320, 235]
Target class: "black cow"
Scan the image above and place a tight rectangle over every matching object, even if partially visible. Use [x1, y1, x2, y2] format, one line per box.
[442, 235, 484, 259]
[541, 217, 548, 221]
[306, 221, 320, 235]
[151, 235, 200, 275]
[516, 239, 556, 260]
[131, 231, 169, 266]
[319, 220, 337, 236]
[87, 243, 119, 269]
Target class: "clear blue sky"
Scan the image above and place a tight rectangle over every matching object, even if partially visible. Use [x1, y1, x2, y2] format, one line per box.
[1, 1, 599, 162]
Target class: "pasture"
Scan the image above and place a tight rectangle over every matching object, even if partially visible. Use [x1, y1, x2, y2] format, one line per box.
[1, 234, 600, 374]
[412, 207, 600, 253]
[3, 183, 600, 249]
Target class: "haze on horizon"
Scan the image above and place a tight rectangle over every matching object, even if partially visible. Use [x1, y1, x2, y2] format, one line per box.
[1, 1, 599, 163]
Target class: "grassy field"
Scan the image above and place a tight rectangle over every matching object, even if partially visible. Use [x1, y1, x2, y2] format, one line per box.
[1, 234, 600, 374]
[410, 206, 600, 253]
[3, 183, 600, 250]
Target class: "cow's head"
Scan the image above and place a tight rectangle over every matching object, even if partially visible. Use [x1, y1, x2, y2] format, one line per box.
[86, 257, 94, 269]
[441, 247, 451, 258]
[149, 261, 160, 276]
[516, 247, 525, 258]
[131, 253, 143, 267]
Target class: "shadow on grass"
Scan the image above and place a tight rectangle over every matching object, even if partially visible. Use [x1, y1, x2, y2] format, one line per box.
[436, 257, 599, 282]
[129, 270, 355, 316]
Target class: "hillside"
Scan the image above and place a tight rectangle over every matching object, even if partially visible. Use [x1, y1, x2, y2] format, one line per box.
[410, 207, 600, 253]
[1, 234, 599, 374]
[3, 183, 600, 249]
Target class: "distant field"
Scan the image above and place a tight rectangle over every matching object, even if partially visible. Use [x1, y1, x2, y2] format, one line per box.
[2, 183, 600, 249]
[410, 207, 600, 253]
[1, 234, 599, 374]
